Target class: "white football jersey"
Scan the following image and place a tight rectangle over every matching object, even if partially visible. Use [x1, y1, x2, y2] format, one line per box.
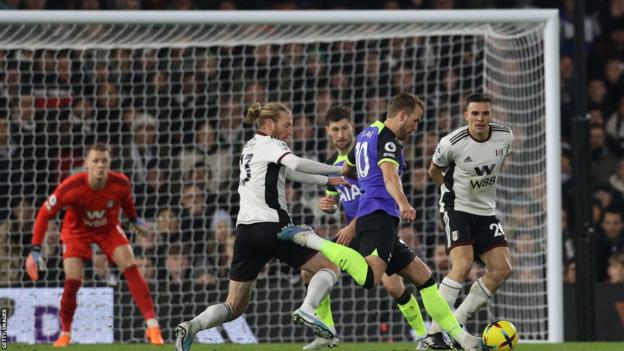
[236, 132, 291, 225]
[432, 123, 513, 216]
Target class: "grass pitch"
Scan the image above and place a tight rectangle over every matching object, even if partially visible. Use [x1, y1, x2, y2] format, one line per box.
[7, 342, 624, 351]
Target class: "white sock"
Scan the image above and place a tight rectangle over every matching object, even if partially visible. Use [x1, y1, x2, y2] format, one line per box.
[454, 278, 492, 325]
[454, 329, 479, 350]
[429, 277, 463, 334]
[189, 303, 233, 332]
[300, 268, 337, 314]
[145, 318, 159, 328]
[300, 229, 326, 251]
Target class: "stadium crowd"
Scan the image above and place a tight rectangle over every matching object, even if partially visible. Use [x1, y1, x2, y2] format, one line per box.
[0, 0, 623, 341]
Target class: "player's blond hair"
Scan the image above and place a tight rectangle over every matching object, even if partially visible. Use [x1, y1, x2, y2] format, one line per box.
[245, 102, 291, 129]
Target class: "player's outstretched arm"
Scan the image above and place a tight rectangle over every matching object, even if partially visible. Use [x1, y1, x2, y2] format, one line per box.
[286, 168, 349, 188]
[281, 154, 342, 175]
[380, 162, 415, 221]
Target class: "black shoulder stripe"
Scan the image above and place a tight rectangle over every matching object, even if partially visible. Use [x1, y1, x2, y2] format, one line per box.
[449, 130, 469, 143]
[491, 128, 511, 134]
[450, 133, 469, 145]
[491, 124, 511, 132]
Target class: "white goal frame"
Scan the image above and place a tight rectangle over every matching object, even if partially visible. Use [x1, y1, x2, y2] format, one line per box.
[0, 9, 562, 343]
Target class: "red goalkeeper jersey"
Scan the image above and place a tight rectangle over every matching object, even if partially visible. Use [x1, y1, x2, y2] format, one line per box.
[32, 171, 138, 245]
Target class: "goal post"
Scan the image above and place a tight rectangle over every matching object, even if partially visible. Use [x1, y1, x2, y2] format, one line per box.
[0, 9, 561, 344]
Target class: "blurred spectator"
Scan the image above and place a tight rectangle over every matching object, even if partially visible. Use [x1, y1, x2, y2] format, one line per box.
[562, 208, 575, 263]
[606, 96, 624, 153]
[163, 243, 191, 284]
[0, 0, 18, 10]
[564, 261, 576, 284]
[156, 242, 203, 340]
[135, 256, 157, 283]
[134, 158, 173, 219]
[156, 207, 183, 243]
[286, 183, 314, 226]
[559, 0, 601, 55]
[292, 115, 319, 159]
[399, 223, 426, 259]
[1, 198, 35, 273]
[168, 0, 193, 10]
[69, 97, 96, 147]
[211, 209, 234, 278]
[607, 252, 624, 284]
[431, 244, 450, 280]
[177, 121, 230, 194]
[94, 81, 124, 145]
[596, 207, 624, 281]
[93, 249, 117, 286]
[40, 219, 63, 282]
[561, 147, 573, 206]
[21, 0, 46, 10]
[125, 113, 159, 185]
[217, 95, 248, 154]
[0, 217, 21, 285]
[609, 159, 624, 198]
[180, 184, 216, 258]
[590, 123, 618, 186]
[133, 220, 160, 257]
[587, 79, 608, 114]
[0, 116, 13, 220]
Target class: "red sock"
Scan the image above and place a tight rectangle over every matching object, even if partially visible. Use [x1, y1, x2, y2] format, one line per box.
[59, 279, 81, 333]
[122, 265, 156, 321]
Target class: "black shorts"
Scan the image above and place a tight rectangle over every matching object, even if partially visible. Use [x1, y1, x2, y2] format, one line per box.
[441, 210, 508, 255]
[355, 210, 416, 275]
[230, 222, 318, 281]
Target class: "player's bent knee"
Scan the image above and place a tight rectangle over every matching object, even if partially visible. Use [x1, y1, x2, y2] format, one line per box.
[450, 259, 473, 279]
[382, 275, 405, 298]
[494, 263, 512, 283]
[384, 283, 405, 299]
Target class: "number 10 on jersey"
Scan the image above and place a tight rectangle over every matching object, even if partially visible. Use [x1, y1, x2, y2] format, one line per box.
[355, 141, 369, 178]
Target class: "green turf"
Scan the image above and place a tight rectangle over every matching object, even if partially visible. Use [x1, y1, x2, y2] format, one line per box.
[6, 342, 624, 351]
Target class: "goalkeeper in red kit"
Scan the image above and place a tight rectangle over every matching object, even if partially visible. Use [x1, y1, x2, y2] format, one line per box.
[25, 143, 164, 347]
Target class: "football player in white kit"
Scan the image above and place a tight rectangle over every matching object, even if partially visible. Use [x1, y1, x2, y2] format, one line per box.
[424, 93, 513, 349]
[174, 102, 349, 351]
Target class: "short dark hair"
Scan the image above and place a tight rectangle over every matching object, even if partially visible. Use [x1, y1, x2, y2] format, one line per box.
[464, 93, 492, 111]
[325, 105, 352, 125]
[387, 92, 424, 118]
[87, 143, 110, 155]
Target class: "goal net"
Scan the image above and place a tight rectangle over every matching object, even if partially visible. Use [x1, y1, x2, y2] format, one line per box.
[0, 10, 561, 344]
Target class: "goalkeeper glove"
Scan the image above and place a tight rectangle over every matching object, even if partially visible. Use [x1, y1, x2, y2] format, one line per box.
[25, 246, 46, 281]
[129, 218, 150, 237]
